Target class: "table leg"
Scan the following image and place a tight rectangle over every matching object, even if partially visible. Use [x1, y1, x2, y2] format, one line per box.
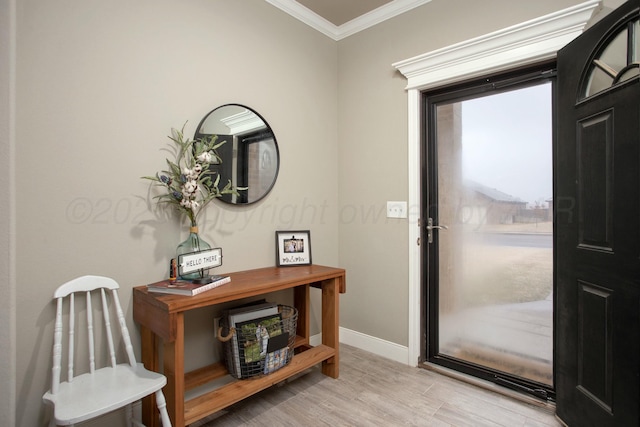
[163, 313, 185, 427]
[294, 284, 310, 346]
[140, 325, 158, 427]
[321, 278, 339, 378]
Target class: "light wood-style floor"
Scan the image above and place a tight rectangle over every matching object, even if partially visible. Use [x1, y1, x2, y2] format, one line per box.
[192, 344, 562, 426]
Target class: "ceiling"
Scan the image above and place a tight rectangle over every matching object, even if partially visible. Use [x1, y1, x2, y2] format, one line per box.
[266, 0, 432, 40]
[295, 0, 394, 26]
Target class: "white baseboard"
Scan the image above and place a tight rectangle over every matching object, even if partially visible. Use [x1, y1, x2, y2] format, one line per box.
[310, 327, 411, 366]
[309, 332, 322, 347]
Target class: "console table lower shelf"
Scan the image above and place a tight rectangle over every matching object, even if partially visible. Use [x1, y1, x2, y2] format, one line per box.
[183, 344, 335, 425]
[133, 264, 346, 427]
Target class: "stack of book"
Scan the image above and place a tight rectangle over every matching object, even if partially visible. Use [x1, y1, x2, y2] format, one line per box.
[222, 301, 290, 378]
[147, 275, 231, 296]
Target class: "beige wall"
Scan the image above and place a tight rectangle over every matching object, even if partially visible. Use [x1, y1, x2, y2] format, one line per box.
[1, 0, 16, 425]
[14, 0, 337, 425]
[7, 0, 622, 426]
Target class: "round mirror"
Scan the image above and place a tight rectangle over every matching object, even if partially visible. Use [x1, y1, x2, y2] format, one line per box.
[194, 104, 279, 205]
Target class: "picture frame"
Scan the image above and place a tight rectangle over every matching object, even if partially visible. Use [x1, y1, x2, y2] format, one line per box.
[275, 230, 312, 267]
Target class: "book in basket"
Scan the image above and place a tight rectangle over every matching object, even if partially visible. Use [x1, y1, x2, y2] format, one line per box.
[224, 301, 278, 378]
[147, 275, 230, 296]
[263, 332, 290, 374]
[235, 313, 288, 377]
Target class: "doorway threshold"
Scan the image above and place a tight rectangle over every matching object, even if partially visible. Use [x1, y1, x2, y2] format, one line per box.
[420, 361, 556, 411]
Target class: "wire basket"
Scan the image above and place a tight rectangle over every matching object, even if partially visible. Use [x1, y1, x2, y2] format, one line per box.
[218, 304, 297, 379]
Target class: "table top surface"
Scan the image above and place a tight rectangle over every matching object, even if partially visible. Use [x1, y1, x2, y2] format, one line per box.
[133, 264, 346, 314]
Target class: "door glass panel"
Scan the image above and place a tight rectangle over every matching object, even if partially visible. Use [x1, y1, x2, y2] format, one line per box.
[583, 18, 640, 98]
[436, 83, 553, 386]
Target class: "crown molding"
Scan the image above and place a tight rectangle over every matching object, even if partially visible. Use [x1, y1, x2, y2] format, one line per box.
[337, 0, 433, 40]
[220, 109, 265, 134]
[392, 0, 600, 90]
[265, 0, 432, 41]
[265, 0, 337, 39]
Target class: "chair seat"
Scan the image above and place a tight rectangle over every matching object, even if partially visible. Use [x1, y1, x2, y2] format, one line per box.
[43, 363, 167, 425]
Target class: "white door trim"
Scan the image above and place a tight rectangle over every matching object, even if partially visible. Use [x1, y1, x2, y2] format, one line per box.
[392, 0, 598, 367]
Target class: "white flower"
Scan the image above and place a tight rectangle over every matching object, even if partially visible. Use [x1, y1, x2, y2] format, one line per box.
[183, 180, 198, 195]
[197, 151, 213, 164]
[183, 164, 200, 180]
[180, 198, 199, 212]
[144, 125, 240, 226]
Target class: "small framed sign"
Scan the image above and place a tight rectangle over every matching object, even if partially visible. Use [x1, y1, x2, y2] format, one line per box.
[275, 230, 312, 267]
[177, 247, 223, 276]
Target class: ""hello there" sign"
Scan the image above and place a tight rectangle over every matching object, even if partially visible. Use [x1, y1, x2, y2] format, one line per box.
[178, 248, 223, 275]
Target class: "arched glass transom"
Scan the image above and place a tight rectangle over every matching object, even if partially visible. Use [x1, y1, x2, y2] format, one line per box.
[582, 16, 639, 100]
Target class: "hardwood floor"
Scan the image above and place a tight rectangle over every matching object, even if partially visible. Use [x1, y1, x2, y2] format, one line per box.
[192, 344, 562, 426]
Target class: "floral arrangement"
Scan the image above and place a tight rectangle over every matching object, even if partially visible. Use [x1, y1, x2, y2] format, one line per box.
[143, 125, 240, 227]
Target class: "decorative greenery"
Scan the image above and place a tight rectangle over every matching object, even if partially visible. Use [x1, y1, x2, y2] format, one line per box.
[143, 124, 240, 226]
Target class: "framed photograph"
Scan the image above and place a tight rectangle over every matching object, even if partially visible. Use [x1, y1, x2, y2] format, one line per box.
[275, 230, 312, 267]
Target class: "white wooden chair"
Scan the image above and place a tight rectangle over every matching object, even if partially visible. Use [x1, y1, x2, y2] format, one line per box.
[42, 275, 172, 427]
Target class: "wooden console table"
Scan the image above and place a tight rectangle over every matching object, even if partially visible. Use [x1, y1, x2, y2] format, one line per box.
[133, 264, 346, 427]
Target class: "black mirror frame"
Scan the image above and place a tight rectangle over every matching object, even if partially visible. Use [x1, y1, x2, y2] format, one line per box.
[194, 104, 280, 205]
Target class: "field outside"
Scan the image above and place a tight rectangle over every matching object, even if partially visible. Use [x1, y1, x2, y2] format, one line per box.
[460, 221, 553, 307]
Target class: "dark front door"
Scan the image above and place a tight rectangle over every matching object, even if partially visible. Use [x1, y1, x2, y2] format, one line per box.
[556, 1, 639, 426]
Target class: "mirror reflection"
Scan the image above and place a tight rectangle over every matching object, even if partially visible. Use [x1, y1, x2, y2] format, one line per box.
[195, 104, 279, 204]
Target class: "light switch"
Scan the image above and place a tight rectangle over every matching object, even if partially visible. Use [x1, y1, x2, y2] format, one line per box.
[387, 201, 407, 219]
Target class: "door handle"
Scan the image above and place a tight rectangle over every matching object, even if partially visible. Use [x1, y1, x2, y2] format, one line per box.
[426, 218, 448, 243]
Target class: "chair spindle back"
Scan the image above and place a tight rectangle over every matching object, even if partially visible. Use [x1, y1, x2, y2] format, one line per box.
[49, 276, 137, 395]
